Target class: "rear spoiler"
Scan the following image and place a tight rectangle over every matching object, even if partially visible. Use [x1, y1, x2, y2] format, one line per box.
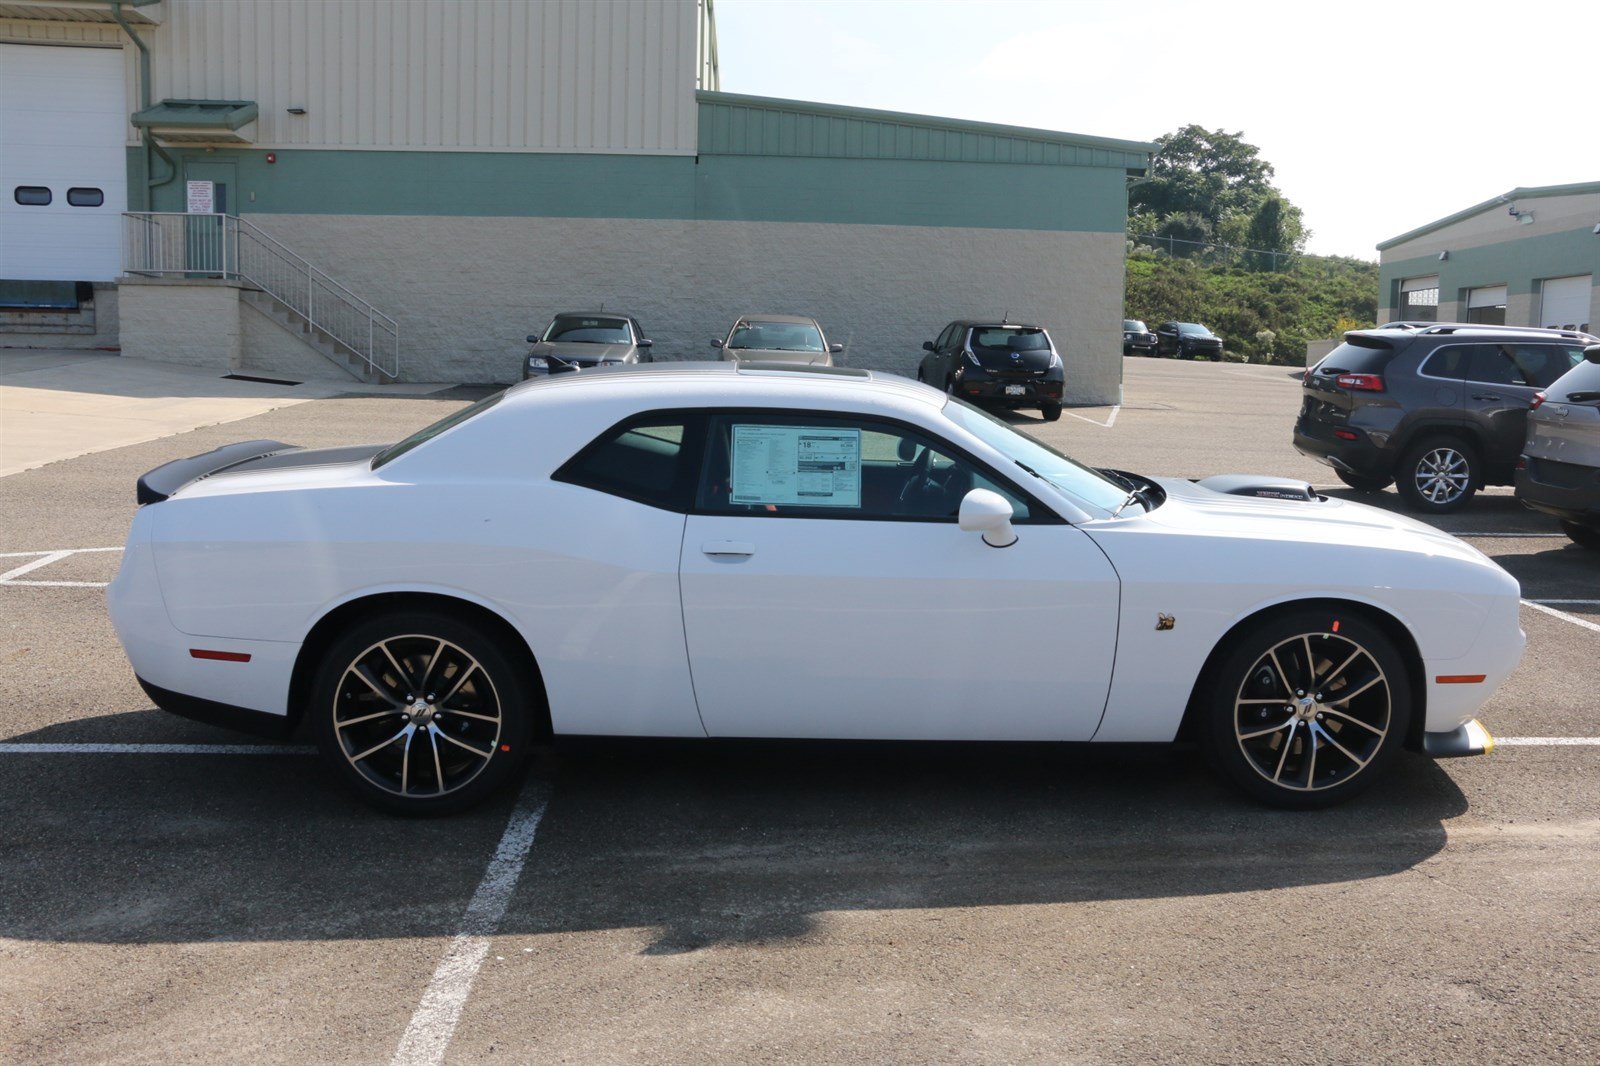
[135, 439, 294, 505]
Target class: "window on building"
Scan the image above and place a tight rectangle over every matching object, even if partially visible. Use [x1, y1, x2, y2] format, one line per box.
[66, 187, 104, 207]
[1465, 285, 1508, 326]
[13, 186, 51, 206]
[1399, 276, 1440, 322]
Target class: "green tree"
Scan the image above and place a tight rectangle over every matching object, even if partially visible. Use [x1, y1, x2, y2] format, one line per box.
[1242, 194, 1307, 270]
[1130, 125, 1277, 233]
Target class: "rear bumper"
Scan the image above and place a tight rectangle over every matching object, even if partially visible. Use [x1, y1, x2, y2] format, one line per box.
[1292, 424, 1391, 478]
[1422, 719, 1494, 758]
[1515, 456, 1600, 524]
[958, 376, 1064, 406]
[138, 677, 297, 738]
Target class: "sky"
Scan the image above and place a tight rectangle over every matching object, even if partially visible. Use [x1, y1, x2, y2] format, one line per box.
[715, 0, 1599, 260]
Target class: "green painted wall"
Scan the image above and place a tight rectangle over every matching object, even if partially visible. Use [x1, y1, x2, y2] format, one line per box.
[130, 142, 1132, 233]
[1381, 225, 1599, 313]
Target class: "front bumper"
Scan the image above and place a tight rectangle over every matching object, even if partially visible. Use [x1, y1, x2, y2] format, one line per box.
[1515, 455, 1600, 524]
[1422, 718, 1495, 758]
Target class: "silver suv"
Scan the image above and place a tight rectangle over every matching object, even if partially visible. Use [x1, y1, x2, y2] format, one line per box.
[1517, 343, 1600, 549]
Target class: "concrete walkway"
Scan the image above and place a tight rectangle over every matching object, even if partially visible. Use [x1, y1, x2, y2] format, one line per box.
[0, 350, 453, 478]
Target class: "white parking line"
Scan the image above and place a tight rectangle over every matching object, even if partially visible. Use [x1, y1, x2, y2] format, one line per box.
[1522, 600, 1600, 635]
[392, 781, 551, 1066]
[1456, 532, 1566, 538]
[1497, 737, 1600, 746]
[0, 547, 122, 588]
[0, 743, 314, 754]
[1063, 405, 1119, 428]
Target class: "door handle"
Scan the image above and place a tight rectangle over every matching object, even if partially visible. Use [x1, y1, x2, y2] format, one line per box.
[1472, 393, 1502, 401]
[701, 540, 755, 557]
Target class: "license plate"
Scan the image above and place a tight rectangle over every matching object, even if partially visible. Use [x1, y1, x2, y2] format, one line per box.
[1005, 385, 1026, 396]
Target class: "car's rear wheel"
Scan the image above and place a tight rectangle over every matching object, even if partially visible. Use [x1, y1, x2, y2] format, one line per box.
[1396, 437, 1479, 513]
[1335, 470, 1393, 492]
[1202, 609, 1410, 808]
[1561, 521, 1600, 550]
[310, 610, 536, 815]
[1040, 402, 1063, 422]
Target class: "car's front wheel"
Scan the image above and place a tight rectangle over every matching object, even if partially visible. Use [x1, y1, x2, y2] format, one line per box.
[1335, 470, 1393, 492]
[310, 609, 537, 815]
[1202, 609, 1410, 808]
[1397, 437, 1479, 513]
[1562, 521, 1600, 550]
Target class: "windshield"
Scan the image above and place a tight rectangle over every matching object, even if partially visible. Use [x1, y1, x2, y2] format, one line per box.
[729, 320, 825, 352]
[544, 316, 631, 344]
[1123, 320, 1146, 332]
[371, 391, 503, 469]
[1176, 323, 1212, 336]
[941, 397, 1131, 513]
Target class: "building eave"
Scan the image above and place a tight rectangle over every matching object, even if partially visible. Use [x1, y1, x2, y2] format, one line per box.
[1377, 180, 1600, 252]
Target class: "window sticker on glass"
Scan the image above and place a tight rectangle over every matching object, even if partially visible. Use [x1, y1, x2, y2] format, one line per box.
[730, 424, 861, 508]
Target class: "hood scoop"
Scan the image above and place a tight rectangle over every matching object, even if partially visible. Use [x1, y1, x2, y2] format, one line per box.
[1195, 474, 1319, 502]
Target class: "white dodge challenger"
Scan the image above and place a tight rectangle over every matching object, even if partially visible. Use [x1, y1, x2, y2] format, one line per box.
[109, 363, 1523, 814]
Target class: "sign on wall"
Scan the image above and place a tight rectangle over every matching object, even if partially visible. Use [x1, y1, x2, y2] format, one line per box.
[186, 180, 215, 214]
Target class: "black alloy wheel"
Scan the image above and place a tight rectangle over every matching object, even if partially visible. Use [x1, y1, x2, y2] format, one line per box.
[310, 609, 537, 815]
[1040, 402, 1063, 422]
[1202, 609, 1410, 809]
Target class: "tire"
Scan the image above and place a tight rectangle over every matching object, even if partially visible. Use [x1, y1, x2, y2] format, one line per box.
[1335, 470, 1393, 493]
[310, 609, 538, 816]
[1040, 402, 1063, 422]
[1200, 608, 1411, 809]
[1396, 437, 1480, 513]
[1562, 521, 1600, 550]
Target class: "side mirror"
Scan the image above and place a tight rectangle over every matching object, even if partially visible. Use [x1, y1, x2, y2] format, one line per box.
[525, 335, 539, 344]
[637, 338, 653, 348]
[710, 338, 725, 349]
[829, 342, 844, 354]
[922, 340, 935, 351]
[1585, 344, 1600, 365]
[958, 488, 1018, 548]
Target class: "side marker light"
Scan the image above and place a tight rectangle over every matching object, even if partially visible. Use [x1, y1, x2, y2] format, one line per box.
[190, 649, 251, 663]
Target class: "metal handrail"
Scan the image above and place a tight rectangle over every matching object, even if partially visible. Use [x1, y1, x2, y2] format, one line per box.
[121, 211, 399, 380]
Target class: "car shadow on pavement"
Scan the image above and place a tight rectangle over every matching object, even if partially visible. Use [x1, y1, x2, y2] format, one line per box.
[0, 718, 1467, 948]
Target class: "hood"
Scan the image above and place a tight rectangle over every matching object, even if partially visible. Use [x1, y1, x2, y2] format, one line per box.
[727, 348, 833, 366]
[1144, 475, 1486, 561]
[532, 341, 634, 363]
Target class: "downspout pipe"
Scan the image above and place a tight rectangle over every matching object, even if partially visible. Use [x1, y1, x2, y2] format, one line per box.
[109, 0, 176, 211]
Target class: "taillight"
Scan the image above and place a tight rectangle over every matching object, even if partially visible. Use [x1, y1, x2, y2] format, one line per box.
[1336, 373, 1384, 392]
[1334, 430, 1359, 441]
[1530, 391, 1546, 410]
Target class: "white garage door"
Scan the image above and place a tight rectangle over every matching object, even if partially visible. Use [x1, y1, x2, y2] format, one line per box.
[1541, 275, 1593, 332]
[0, 44, 127, 282]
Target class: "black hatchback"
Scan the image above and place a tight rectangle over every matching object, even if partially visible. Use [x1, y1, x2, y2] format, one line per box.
[916, 320, 1065, 421]
[1294, 323, 1594, 513]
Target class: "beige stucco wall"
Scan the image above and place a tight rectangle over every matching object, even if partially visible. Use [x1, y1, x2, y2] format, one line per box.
[239, 299, 359, 382]
[118, 276, 242, 370]
[241, 215, 1126, 403]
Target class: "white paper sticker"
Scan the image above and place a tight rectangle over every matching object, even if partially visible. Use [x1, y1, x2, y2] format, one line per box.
[730, 425, 861, 508]
[186, 180, 215, 213]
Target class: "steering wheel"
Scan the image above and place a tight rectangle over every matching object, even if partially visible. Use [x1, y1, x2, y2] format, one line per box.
[898, 444, 939, 507]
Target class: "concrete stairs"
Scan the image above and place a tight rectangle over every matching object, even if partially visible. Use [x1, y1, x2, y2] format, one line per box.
[240, 289, 390, 384]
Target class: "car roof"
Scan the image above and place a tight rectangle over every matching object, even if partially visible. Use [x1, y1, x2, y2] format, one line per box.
[950, 319, 1044, 329]
[1362, 322, 1599, 345]
[503, 360, 943, 408]
[733, 313, 819, 325]
[548, 310, 634, 319]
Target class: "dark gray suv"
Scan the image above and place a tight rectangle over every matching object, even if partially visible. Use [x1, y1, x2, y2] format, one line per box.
[1294, 323, 1596, 513]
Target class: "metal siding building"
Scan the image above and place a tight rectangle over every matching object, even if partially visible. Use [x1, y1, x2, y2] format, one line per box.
[1, 0, 1152, 403]
[1378, 183, 1600, 334]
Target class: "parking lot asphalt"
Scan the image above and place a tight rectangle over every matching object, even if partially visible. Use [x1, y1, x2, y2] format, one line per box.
[2, 357, 1597, 1063]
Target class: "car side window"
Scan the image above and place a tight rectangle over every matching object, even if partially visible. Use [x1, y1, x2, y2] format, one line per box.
[939, 324, 961, 352]
[1419, 346, 1467, 378]
[1511, 345, 1583, 390]
[696, 413, 1030, 522]
[554, 416, 701, 511]
[1461, 344, 1523, 387]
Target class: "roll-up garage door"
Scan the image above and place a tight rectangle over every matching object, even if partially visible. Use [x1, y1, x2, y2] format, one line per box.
[1541, 275, 1592, 332]
[1466, 285, 1508, 325]
[0, 44, 127, 282]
